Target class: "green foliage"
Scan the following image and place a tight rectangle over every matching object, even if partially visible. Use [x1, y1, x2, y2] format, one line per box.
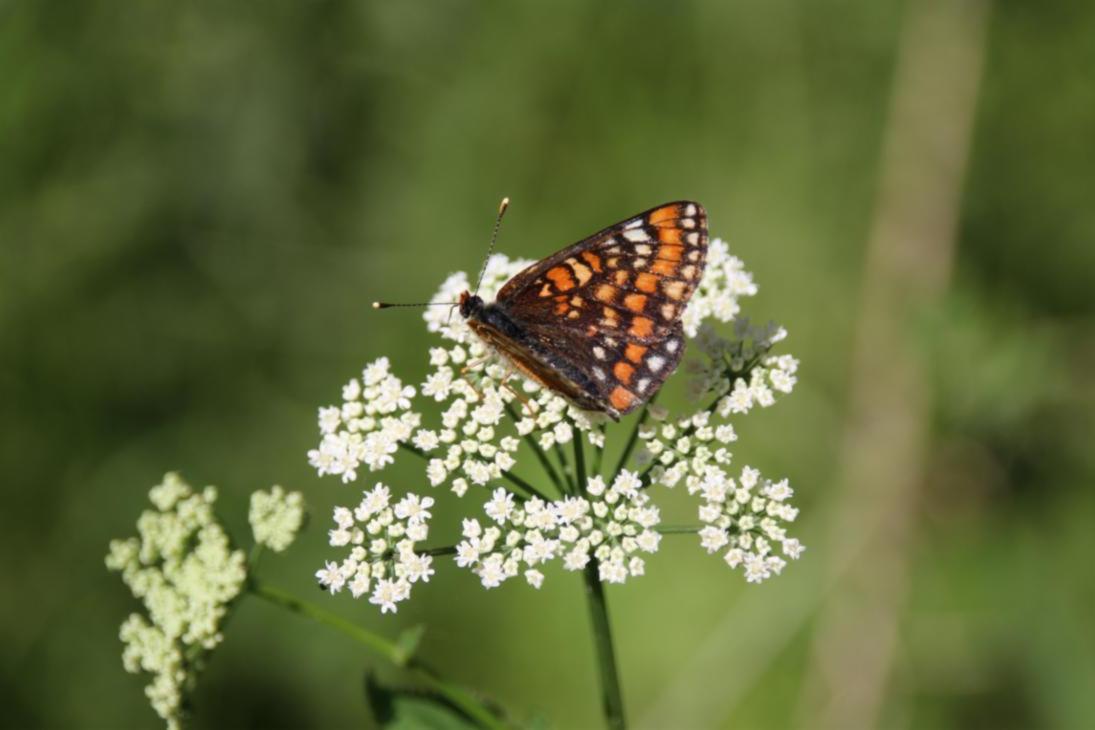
[365, 673, 498, 730]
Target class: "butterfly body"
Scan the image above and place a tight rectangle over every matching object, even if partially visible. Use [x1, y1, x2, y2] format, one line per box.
[461, 292, 611, 414]
[460, 201, 708, 420]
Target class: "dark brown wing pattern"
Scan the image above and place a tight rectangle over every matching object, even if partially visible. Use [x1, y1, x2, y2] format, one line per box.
[493, 201, 708, 416]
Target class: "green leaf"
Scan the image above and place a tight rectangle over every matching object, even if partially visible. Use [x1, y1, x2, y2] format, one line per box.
[393, 624, 426, 666]
[365, 673, 485, 730]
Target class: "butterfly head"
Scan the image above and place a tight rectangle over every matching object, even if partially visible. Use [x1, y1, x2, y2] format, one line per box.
[458, 291, 484, 319]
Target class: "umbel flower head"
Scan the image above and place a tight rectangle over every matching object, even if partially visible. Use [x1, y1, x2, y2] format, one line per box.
[107, 474, 305, 728]
[105, 474, 246, 729]
[310, 237, 805, 613]
[249, 485, 306, 552]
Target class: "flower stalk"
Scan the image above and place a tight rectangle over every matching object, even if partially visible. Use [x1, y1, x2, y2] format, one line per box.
[583, 563, 626, 730]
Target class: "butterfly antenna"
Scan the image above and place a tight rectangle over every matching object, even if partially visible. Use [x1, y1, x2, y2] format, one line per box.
[472, 196, 510, 298]
[373, 301, 456, 309]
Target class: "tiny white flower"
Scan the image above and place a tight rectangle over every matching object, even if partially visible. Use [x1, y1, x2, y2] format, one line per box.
[525, 569, 545, 589]
[484, 488, 516, 524]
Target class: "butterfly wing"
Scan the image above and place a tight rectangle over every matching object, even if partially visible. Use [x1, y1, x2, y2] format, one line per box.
[494, 201, 707, 416]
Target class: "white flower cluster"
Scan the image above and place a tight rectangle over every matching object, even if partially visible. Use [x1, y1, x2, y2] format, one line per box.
[455, 470, 661, 589]
[105, 473, 247, 730]
[315, 483, 436, 613]
[695, 465, 804, 583]
[635, 409, 740, 489]
[308, 357, 420, 483]
[681, 238, 759, 337]
[308, 236, 804, 612]
[248, 485, 305, 552]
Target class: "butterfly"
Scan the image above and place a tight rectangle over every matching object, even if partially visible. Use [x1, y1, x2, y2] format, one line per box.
[458, 201, 708, 420]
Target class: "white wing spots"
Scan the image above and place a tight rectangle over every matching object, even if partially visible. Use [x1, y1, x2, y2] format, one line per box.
[593, 366, 606, 381]
[604, 336, 618, 347]
[593, 346, 607, 360]
[686, 232, 700, 246]
[681, 265, 697, 280]
[605, 245, 622, 255]
[634, 243, 653, 255]
[624, 218, 644, 230]
[647, 355, 666, 372]
[681, 218, 696, 229]
[569, 260, 593, 285]
[666, 339, 680, 354]
[634, 258, 647, 269]
[684, 204, 697, 217]
[663, 280, 686, 300]
[687, 249, 701, 261]
[623, 229, 649, 242]
[661, 303, 677, 320]
[636, 377, 651, 393]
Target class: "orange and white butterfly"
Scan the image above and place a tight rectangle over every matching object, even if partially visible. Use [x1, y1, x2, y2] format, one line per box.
[454, 202, 708, 420]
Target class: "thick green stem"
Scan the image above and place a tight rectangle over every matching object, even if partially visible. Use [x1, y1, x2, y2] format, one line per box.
[573, 428, 588, 496]
[612, 393, 657, 481]
[582, 564, 626, 730]
[249, 582, 506, 730]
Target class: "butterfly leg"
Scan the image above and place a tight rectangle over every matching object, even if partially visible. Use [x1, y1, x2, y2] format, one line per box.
[498, 372, 538, 417]
[458, 362, 487, 401]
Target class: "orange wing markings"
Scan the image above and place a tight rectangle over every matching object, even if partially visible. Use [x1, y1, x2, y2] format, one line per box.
[635, 273, 658, 293]
[595, 284, 618, 303]
[658, 227, 683, 245]
[610, 386, 636, 412]
[651, 258, 678, 276]
[648, 204, 681, 225]
[581, 251, 604, 272]
[613, 361, 635, 385]
[546, 266, 575, 292]
[657, 243, 683, 261]
[623, 293, 647, 313]
[629, 316, 654, 338]
[625, 343, 647, 363]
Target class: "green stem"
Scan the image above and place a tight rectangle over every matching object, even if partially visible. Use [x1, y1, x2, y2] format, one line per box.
[553, 442, 576, 493]
[591, 425, 606, 478]
[582, 564, 626, 730]
[504, 404, 566, 496]
[612, 394, 657, 481]
[421, 545, 457, 557]
[251, 581, 398, 658]
[655, 525, 703, 535]
[248, 543, 265, 571]
[573, 426, 588, 496]
[249, 582, 506, 730]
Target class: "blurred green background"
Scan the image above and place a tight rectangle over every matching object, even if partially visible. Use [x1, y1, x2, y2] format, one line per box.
[3, 0, 1094, 728]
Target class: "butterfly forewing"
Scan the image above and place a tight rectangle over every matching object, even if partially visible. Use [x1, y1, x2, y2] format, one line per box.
[489, 201, 708, 417]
